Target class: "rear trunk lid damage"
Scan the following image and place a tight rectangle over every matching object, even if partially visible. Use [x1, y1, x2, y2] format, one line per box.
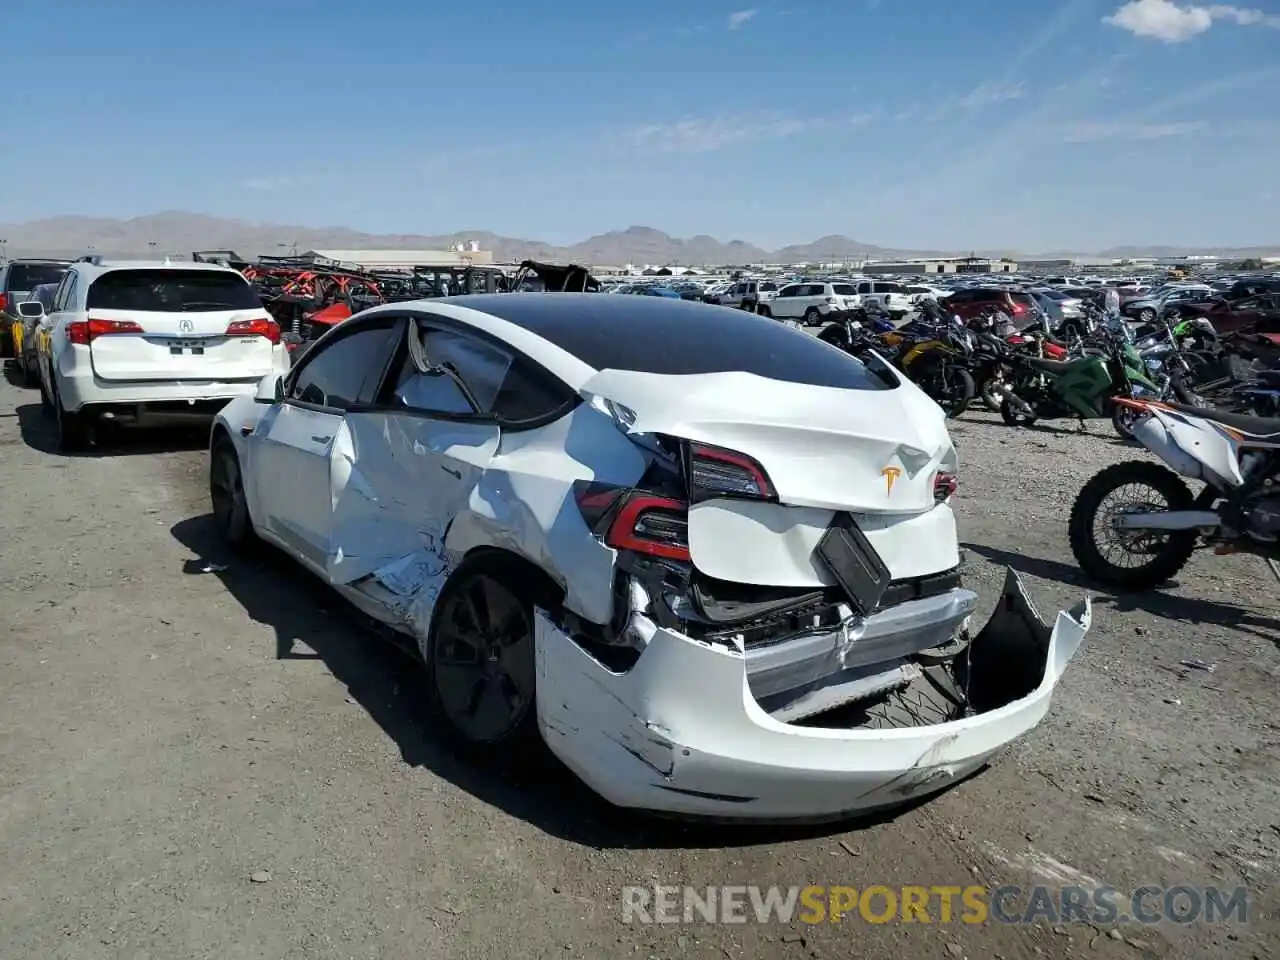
[562, 367, 1081, 752]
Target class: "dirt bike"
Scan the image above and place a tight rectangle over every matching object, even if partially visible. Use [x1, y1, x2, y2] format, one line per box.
[1000, 333, 1161, 430]
[1068, 397, 1280, 591]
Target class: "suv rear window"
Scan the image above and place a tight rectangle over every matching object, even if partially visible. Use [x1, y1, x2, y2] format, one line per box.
[7, 263, 68, 290]
[86, 269, 261, 312]
[832, 284, 858, 295]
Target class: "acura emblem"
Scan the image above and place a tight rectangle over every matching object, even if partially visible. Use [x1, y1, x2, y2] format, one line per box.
[178, 318, 194, 334]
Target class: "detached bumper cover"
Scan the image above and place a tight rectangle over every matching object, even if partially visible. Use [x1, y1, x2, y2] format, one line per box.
[534, 568, 1091, 821]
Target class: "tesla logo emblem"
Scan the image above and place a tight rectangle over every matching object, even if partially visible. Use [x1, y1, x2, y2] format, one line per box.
[881, 466, 902, 496]
[178, 319, 194, 334]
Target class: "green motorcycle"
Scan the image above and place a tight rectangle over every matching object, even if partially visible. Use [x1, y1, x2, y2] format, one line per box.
[1000, 336, 1160, 429]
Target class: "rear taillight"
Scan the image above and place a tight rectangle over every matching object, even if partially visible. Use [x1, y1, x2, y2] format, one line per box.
[689, 442, 776, 502]
[573, 482, 691, 563]
[67, 317, 145, 345]
[933, 472, 957, 503]
[226, 317, 281, 344]
[0, 294, 8, 311]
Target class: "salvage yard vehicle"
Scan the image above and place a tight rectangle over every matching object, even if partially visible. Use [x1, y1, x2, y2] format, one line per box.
[209, 294, 1090, 821]
[35, 258, 291, 450]
[11, 281, 59, 386]
[0, 258, 70, 359]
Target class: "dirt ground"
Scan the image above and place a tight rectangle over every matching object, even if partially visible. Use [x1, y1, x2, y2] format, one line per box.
[0, 369, 1276, 960]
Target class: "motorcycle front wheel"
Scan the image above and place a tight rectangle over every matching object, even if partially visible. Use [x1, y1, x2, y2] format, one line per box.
[1000, 393, 1038, 427]
[1068, 460, 1199, 591]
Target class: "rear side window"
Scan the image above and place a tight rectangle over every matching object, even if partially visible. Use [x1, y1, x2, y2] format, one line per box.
[872, 282, 903, 294]
[1009, 293, 1035, 308]
[87, 269, 261, 312]
[832, 284, 858, 296]
[7, 263, 68, 290]
[394, 324, 576, 423]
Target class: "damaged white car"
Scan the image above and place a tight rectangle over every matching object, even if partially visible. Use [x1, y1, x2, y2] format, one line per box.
[209, 294, 1091, 821]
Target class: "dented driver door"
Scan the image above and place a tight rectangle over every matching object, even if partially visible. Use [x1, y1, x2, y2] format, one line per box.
[326, 323, 507, 595]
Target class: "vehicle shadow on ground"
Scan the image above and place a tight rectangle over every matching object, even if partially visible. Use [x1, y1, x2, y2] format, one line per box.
[171, 511, 954, 849]
[15, 402, 208, 458]
[963, 541, 1280, 645]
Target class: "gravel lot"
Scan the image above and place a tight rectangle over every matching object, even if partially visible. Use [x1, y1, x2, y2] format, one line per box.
[0, 368, 1277, 960]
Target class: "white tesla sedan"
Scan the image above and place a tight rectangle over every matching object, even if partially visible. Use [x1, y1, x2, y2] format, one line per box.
[209, 294, 1091, 821]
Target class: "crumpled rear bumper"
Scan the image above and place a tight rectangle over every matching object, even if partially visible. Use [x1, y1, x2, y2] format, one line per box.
[534, 568, 1091, 822]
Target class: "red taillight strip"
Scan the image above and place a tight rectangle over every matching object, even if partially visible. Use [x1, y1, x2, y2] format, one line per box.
[606, 494, 691, 562]
[689, 441, 776, 498]
[226, 316, 281, 344]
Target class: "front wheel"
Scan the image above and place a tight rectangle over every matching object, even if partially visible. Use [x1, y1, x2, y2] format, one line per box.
[1000, 393, 1038, 427]
[210, 436, 258, 551]
[1068, 460, 1199, 591]
[1138, 308, 1156, 323]
[1112, 402, 1138, 440]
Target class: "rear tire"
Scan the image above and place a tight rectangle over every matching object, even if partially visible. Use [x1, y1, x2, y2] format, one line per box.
[424, 568, 544, 770]
[756, 304, 771, 318]
[1068, 460, 1199, 591]
[935, 367, 974, 418]
[859, 662, 968, 729]
[803, 307, 821, 325]
[53, 382, 89, 452]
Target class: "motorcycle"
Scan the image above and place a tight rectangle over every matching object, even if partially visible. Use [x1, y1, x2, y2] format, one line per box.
[1068, 397, 1280, 591]
[819, 306, 975, 418]
[1000, 331, 1161, 429]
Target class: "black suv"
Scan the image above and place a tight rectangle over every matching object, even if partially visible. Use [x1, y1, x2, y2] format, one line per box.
[0, 258, 72, 357]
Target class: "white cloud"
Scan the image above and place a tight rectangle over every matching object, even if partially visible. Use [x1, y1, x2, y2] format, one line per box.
[243, 176, 297, 191]
[727, 9, 757, 29]
[1061, 120, 1206, 142]
[1104, 0, 1280, 43]
[959, 81, 1027, 109]
[622, 113, 871, 154]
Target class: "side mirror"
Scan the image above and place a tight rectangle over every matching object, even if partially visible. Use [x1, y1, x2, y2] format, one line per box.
[17, 301, 44, 319]
[255, 373, 282, 404]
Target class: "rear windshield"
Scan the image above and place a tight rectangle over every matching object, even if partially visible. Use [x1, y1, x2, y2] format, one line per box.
[445, 294, 894, 391]
[7, 263, 68, 290]
[832, 284, 858, 295]
[87, 269, 261, 312]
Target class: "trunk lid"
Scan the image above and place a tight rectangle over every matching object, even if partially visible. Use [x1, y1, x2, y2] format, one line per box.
[580, 368, 960, 586]
[88, 308, 278, 382]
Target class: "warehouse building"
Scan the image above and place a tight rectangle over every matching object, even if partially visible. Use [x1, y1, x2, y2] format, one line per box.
[300, 244, 494, 270]
[863, 256, 1017, 275]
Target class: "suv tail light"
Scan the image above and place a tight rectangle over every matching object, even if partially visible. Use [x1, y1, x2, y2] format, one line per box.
[67, 317, 145, 345]
[933, 471, 957, 503]
[573, 481, 690, 562]
[688, 442, 776, 502]
[226, 316, 281, 344]
[0, 294, 8, 312]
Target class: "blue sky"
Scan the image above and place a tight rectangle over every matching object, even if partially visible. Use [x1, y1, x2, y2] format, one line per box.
[1, 0, 1277, 252]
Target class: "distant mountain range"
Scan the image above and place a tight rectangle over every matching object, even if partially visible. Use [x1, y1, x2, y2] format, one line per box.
[1, 212, 1276, 265]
